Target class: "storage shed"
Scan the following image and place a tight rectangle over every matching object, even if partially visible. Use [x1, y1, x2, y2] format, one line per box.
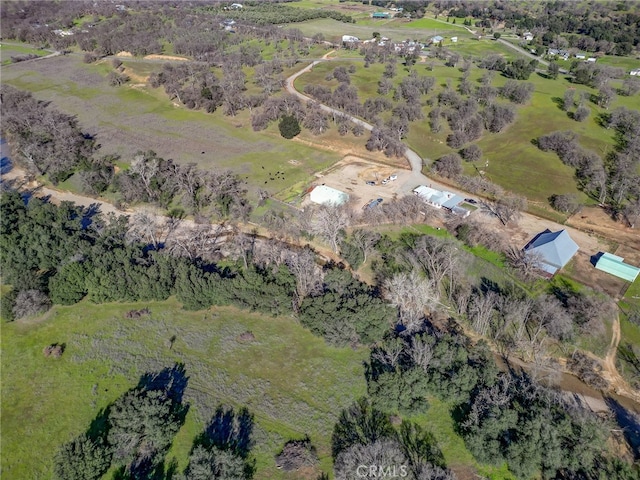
[309, 185, 349, 206]
[595, 253, 640, 282]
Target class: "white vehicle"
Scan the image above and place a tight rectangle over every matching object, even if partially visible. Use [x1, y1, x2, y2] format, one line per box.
[381, 178, 389, 185]
[389, 174, 398, 181]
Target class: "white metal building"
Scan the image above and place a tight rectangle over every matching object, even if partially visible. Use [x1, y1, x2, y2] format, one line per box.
[309, 185, 349, 206]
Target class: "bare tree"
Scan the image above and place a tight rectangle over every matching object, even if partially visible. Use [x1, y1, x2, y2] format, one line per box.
[467, 291, 498, 336]
[12, 290, 51, 319]
[383, 271, 439, 332]
[407, 334, 434, 371]
[311, 204, 350, 253]
[285, 247, 323, 309]
[349, 229, 381, 265]
[127, 209, 170, 249]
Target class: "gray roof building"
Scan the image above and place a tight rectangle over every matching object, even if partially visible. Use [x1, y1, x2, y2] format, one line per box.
[523, 229, 579, 275]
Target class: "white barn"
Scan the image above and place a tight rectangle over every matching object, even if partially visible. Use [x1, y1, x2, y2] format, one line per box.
[309, 185, 349, 206]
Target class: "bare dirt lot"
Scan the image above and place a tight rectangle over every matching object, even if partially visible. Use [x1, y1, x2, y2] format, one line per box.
[303, 155, 410, 209]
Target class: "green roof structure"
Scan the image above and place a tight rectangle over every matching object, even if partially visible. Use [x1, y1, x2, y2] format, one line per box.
[595, 252, 640, 282]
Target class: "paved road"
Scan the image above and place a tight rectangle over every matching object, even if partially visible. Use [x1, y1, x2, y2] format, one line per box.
[497, 38, 549, 67]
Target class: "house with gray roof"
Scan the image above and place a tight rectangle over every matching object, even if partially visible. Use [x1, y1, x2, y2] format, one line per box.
[523, 229, 579, 276]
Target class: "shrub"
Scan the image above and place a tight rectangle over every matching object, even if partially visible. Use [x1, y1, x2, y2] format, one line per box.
[278, 115, 301, 139]
[12, 289, 51, 319]
[43, 343, 65, 358]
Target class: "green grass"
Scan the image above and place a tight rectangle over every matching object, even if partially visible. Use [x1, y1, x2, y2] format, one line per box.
[1, 298, 368, 479]
[410, 397, 516, 480]
[0, 42, 47, 65]
[596, 55, 640, 72]
[400, 17, 472, 33]
[1, 55, 344, 201]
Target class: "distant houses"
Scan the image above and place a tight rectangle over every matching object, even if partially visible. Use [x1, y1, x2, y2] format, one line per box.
[372, 12, 391, 19]
[413, 186, 468, 216]
[522, 32, 534, 41]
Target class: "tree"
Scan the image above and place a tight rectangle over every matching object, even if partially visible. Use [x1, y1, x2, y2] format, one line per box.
[54, 434, 112, 480]
[278, 115, 301, 139]
[483, 195, 527, 225]
[493, 32, 501, 39]
[461, 144, 482, 162]
[310, 204, 350, 253]
[331, 398, 396, 459]
[383, 271, 439, 332]
[574, 104, 590, 122]
[182, 445, 248, 480]
[12, 289, 51, 319]
[334, 440, 411, 480]
[548, 61, 560, 79]
[433, 153, 463, 178]
[550, 193, 582, 215]
[108, 387, 186, 471]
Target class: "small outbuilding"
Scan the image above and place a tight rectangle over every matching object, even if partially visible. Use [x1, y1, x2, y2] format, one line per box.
[595, 253, 640, 282]
[450, 36, 458, 43]
[309, 185, 349, 206]
[629, 68, 640, 76]
[523, 229, 579, 276]
[431, 35, 444, 44]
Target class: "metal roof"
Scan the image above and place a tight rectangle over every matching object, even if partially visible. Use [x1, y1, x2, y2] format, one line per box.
[309, 185, 349, 206]
[524, 229, 579, 274]
[595, 252, 640, 282]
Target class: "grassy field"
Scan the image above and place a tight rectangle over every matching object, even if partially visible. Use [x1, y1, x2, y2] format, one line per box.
[0, 42, 48, 65]
[0, 297, 519, 479]
[1, 54, 346, 201]
[596, 55, 640, 71]
[1, 299, 368, 479]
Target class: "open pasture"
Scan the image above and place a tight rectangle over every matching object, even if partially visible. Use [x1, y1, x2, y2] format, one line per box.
[1, 54, 347, 199]
[0, 42, 48, 65]
[0, 299, 368, 479]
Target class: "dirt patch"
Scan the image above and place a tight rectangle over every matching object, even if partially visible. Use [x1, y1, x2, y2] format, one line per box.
[288, 159, 301, 166]
[143, 54, 189, 61]
[567, 206, 640, 252]
[115, 51, 133, 57]
[304, 155, 410, 210]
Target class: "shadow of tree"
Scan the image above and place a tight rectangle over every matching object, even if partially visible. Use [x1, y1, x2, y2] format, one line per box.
[605, 396, 640, 458]
[137, 363, 189, 404]
[195, 405, 254, 459]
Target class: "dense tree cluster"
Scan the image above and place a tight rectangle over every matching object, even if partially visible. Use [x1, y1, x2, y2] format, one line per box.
[331, 398, 454, 480]
[205, 3, 354, 26]
[0, 85, 97, 184]
[537, 118, 640, 214]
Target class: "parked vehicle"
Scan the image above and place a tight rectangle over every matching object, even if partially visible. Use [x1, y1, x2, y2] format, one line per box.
[363, 198, 384, 209]
[389, 174, 397, 181]
[366, 180, 376, 186]
[381, 178, 389, 185]
[464, 198, 478, 204]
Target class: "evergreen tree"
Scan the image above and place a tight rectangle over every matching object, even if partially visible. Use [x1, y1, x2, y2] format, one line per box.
[53, 434, 112, 480]
[278, 115, 301, 139]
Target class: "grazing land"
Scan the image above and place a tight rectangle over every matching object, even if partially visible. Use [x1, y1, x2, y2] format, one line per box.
[0, 299, 368, 479]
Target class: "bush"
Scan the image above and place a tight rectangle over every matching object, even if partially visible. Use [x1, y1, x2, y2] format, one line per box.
[12, 289, 51, 319]
[278, 115, 301, 139]
[275, 438, 318, 471]
[460, 144, 482, 162]
[574, 104, 590, 122]
[43, 343, 65, 358]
